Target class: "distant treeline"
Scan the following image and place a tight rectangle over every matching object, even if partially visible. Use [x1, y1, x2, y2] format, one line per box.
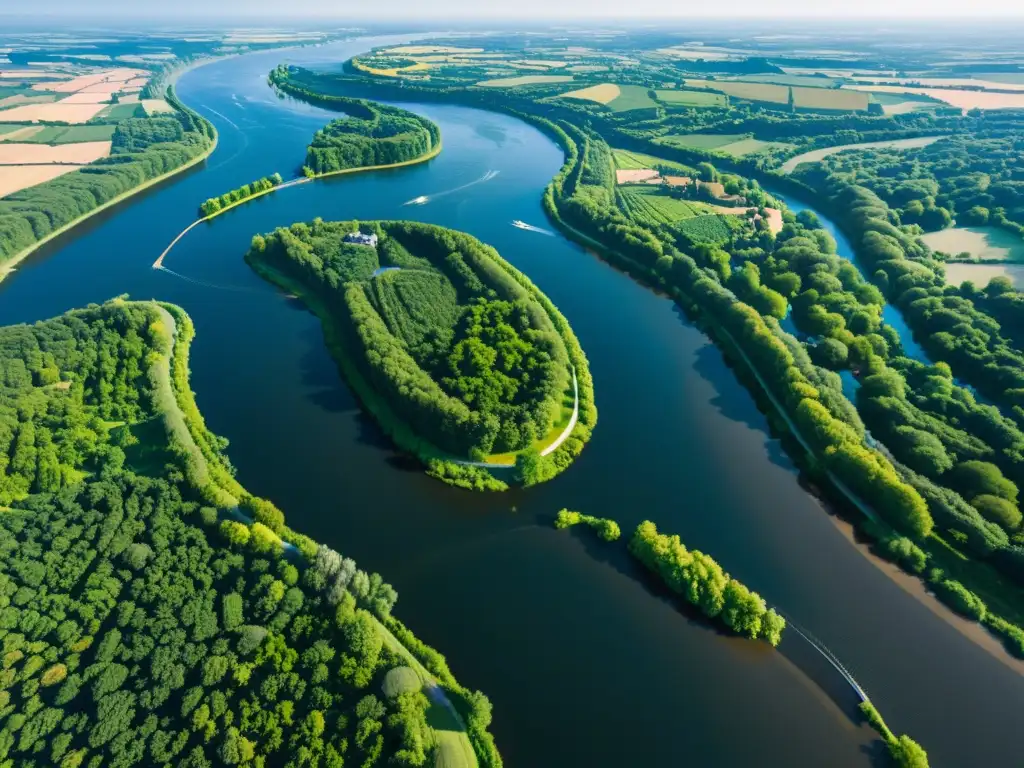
[268, 65, 440, 175]
[0, 85, 215, 266]
[199, 173, 283, 217]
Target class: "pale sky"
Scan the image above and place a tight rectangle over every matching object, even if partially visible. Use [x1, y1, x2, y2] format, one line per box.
[13, 0, 1024, 18]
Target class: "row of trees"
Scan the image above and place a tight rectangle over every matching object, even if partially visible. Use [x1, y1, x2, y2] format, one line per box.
[629, 521, 786, 645]
[553, 509, 621, 541]
[0, 99, 214, 266]
[198, 174, 283, 218]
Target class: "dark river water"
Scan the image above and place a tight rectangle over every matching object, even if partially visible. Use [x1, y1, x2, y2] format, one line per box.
[1, 36, 1020, 767]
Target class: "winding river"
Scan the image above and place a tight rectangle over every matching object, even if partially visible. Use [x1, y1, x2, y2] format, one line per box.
[2, 36, 1021, 767]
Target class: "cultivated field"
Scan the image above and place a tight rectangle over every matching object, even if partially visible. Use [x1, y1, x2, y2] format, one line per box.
[658, 133, 794, 156]
[561, 83, 620, 104]
[846, 84, 1024, 111]
[657, 133, 745, 150]
[0, 164, 80, 198]
[0, 126, 43, 141]
[791, 86, 868, 111]
[615, 168, 660, 184]
[854, 76, 1024, 91]
[682, 79, 790, 104]
[612, 148, 696, 175]
[476, 75, 573, 87]
[62, 92, 115, 104]
[780, 136, 944, 174]
[0, 140, 111, 165]
[0, 93, 58, 108]
[141, 99, 175, 115]
[0, 101, 107, 123]
[942, 262, 1024, 289]
[654, 89, 728, 107]
[922, 227, 1024, 262]
[618, 185, 717, 223]
[3, 124, 115, 143]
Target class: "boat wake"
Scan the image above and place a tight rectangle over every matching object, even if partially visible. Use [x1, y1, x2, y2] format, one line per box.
[404, 169, 500, 206]
[156, 266, 260, 294]
[511, 220, 554, 236]
[200, 104, 240, 131]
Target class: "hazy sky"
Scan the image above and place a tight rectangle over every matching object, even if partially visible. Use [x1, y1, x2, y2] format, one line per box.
[14, 0, 1024, 18]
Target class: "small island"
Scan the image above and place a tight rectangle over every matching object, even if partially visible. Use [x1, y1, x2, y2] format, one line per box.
[269, 64, 441, 178]
[246, 219, 595, 490]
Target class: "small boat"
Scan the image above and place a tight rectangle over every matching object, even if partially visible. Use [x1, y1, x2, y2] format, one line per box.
[408, 195, 428, 205]
[512, 220, 529, 229]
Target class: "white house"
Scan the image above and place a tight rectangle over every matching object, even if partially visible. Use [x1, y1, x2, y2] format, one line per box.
[344, 232, 378, 247]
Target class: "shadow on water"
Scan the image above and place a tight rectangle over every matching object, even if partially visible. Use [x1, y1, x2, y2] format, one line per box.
[556, 516, 890, 763]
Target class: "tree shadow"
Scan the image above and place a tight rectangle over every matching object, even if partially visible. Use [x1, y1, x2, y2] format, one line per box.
[550, 512, 886, 737]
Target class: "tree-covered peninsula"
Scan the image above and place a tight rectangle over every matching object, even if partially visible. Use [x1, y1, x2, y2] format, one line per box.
[268, 65, 440, 177]
[245, 220, 595, 489]
[0, 298, 500, 768]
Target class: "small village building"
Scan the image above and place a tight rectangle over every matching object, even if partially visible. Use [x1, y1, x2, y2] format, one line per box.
[343, 232, 378, 247]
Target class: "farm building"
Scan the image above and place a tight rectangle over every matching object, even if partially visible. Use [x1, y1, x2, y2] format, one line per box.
[344, 232, 378, 247]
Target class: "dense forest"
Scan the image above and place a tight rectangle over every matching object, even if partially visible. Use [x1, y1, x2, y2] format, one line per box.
[267, 66, 439, 176]
[245, 219, 595, 488]
[0, 87, 216, 266]
[0, 300, 500, 767]
[795, 132, 1024, 236]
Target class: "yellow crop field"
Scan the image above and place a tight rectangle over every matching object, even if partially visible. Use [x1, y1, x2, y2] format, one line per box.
[847, 84, 1024, 110]
[791, 86, 868, 111]
[560, 83, 621, 104]
[0, 164, 81, 198]
[0, 141, 111, 165]
[0, 101, 106, 123]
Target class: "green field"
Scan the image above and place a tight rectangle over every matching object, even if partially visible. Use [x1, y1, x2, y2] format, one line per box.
[95, 102, 145, 120]
[791, 86, 869, 111]
[14, 124, 117, 143]
[657, 133, 746, 150]
[675, 214, 734, 243]
[607, 84, 658, 112]
[654, 89, 727, 107]
[0, 123, 27, 136]
[683, 78, 790, 104]
[658, 133, 793, 157]
[475, 74, 574, 87]
[370, 269, 460, 351]
[617, 185, 715, 224]
[612, 148, 697, 175]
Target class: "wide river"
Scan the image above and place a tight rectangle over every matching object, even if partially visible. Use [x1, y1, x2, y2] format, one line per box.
[2, 37, 1020, 767]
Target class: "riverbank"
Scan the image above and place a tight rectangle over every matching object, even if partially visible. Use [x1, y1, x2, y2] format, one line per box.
[153, 142, 442, 270]
[0, 95, 219, 285]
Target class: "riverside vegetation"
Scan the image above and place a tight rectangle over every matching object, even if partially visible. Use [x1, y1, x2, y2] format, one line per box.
[313, 39, 1024, 665]
[268, 66, 440, 178]
[245, 219, 595, 490]
[0, 86, 216, 269]
[0, 298, 500, 767]
[280, 36, 1024, 764]
[199, 174, 283, 218]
